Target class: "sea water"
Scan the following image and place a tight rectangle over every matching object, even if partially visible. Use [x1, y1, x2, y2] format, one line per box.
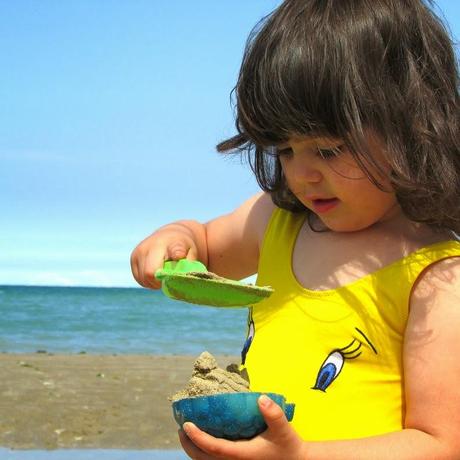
[0, 285, 248, 355]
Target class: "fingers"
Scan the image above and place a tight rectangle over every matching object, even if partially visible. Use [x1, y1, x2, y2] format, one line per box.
[258, 394, 290, 435]
[141, 250, 164, 289]
[179, 428, 215, 460]
[182, 423, 246, 459]
[130, 251, 140, 285]
[147, 242, 196, 289]
[257, 395, 305, 454]
[130, 242, 162, 289]
[130, 239, 197, 289]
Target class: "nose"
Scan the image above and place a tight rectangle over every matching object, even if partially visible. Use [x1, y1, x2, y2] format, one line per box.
[291, 155, 323, 184]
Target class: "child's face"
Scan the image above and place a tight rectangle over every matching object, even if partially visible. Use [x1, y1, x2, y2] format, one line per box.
[277, 133, 400, 232]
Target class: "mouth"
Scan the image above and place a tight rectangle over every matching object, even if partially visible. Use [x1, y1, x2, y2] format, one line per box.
[311, 198, 340, 213]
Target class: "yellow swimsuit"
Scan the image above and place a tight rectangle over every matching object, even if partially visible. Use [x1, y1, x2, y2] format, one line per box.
[242, 208, 460, 440]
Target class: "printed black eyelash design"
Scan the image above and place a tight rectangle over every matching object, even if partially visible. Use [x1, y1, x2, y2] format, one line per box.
[338, 338, 363, 359]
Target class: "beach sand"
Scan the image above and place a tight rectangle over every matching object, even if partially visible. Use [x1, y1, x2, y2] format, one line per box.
[0, 353, 239, 450]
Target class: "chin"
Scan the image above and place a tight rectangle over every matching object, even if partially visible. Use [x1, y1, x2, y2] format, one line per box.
[317, 216, 376, 233]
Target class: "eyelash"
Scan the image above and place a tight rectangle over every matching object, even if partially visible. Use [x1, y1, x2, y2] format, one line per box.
[317, 146, 343, 160]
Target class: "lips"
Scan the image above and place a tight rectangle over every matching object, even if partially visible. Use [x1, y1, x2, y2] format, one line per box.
[311, 197, 339, 213]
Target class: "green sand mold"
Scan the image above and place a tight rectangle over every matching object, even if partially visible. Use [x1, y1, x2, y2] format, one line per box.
[155, 260, 274, 307]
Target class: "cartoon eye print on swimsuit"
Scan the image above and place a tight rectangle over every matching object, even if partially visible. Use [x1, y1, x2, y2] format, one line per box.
[241, 308, 254, 365]
[312, 327, 378, 392]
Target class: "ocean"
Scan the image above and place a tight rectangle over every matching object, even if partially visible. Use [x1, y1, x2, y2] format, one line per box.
[0, 285, 248, 356]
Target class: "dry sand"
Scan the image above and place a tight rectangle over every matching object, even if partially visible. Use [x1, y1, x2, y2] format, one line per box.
[0, 353, 238, 450]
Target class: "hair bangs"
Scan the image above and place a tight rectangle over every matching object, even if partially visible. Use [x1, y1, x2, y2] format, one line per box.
[234, 2, 367, 149]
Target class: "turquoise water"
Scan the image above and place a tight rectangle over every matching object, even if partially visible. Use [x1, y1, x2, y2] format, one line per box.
[0, 285, 248, 355]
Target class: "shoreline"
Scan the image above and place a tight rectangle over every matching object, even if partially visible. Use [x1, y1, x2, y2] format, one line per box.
[0, 353, 239, 450]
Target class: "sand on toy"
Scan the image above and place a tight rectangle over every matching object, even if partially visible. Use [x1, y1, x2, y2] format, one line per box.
[170, 351, 249, 402]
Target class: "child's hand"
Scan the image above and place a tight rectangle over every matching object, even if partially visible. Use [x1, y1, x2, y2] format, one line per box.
[178, 394, 307, 460]
[130, 222, 204, 289]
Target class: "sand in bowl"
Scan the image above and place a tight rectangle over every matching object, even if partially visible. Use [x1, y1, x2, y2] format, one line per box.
[170, 351, 249, 401]
[170, 352, 295, 440]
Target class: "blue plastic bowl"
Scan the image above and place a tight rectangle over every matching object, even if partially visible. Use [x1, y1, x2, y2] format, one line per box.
[172, 392, 295, 440]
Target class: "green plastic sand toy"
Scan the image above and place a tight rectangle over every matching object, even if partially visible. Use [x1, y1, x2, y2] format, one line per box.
[154, 259, 273, 307]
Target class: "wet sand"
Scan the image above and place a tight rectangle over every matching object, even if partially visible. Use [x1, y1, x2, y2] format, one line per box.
[0, 353, 238, 450]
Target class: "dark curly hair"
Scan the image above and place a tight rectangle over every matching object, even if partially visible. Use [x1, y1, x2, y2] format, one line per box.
[217, 0, 460, 233]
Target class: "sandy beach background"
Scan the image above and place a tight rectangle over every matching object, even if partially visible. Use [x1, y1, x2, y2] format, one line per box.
[0, 353, 238, 450]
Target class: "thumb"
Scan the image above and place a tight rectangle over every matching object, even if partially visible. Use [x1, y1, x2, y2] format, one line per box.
[258, 394, 290, 434]
[185, 244, 198, 262]
[166, 241, 190, 260]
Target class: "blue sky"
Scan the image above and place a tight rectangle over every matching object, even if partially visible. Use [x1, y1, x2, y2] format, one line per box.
[2, 1, 459, 287]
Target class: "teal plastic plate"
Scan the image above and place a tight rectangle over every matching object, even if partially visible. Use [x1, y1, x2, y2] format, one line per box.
[155, 260, 273, 307]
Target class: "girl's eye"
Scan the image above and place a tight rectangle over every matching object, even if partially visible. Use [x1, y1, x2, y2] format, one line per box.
[317, 144, 344, 160]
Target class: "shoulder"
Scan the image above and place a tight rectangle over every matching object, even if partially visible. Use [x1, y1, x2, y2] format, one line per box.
[204, 193, 276, 279]
[410, 255, 460, 304]
[409, 255, 460, 324]
[242, 191, 276, 218]
[228, 192, 276, 247]
[406, 255, 460, 367]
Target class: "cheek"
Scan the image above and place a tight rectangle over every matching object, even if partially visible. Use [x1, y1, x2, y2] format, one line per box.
[326, 183, 399, 231]
[279, 157, 291, 176]
[327, 157, 367, 181]
[345, 180, 397, 214]
[279, 158, 295, 187]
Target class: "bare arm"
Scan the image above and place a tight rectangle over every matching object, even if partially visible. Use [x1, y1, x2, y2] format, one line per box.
[205, 192, 274, 280]
[180, 257, 460, 460]
[130, 192, 274, 289]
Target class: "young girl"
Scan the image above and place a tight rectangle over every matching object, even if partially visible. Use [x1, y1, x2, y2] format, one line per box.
[131, 0, 460, 458]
